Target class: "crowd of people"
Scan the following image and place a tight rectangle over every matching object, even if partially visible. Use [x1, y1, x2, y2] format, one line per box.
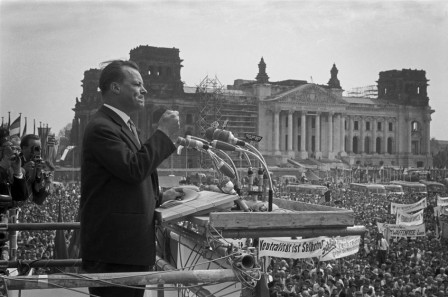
[266, 179, 448, 297]
[15, 182, 80, 263]
[2, 124, 448, 296]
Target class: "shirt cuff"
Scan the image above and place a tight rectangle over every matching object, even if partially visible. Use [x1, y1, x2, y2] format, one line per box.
[14, 172, 24, 179]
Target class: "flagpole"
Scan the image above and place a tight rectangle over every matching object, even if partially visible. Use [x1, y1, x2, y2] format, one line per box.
[18, 113, 22, 137]
[23, 117, 27, 137]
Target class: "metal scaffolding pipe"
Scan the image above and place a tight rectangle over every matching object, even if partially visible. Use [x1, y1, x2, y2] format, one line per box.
[4, 269, 238, 291]
[2, 222, 80, 231]
[219, 225, 367, 238]
[155, 256, 220, 297]
[0, 259, 81, 268]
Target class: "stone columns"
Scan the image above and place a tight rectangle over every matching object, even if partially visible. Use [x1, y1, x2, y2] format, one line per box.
[360, 117, 365, 154]
[307, 116, 312, 153]
[348, 116, 353, 154]
[373, 118, 377, 154]
[299, 112, 308, 159]
[274, 109, 281, 155]
[328, 112, 334, 158]
[287, 110, 294, 156]
[300, 112, 306, 153]
[340, 114, 346, 156]
[315, 112, 322, 159]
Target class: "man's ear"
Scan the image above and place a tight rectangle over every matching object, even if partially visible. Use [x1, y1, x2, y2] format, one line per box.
[111, 82, 120, 94]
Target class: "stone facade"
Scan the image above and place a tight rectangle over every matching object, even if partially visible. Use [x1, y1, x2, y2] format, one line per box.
[70, 45, 434, 169]
[251, 65, 434, 168]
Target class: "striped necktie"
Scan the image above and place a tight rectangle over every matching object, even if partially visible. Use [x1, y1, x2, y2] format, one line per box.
[128, 119, 141, 147]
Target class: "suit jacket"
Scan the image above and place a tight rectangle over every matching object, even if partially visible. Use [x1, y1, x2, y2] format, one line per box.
[80, 106, 176, 266]
[0, 166, 28, 203]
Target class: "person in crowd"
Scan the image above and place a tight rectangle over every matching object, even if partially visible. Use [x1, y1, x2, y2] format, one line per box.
[79, 60, 182, 297]
[0, 128, 28, 262]
[20, 134, 52, 204]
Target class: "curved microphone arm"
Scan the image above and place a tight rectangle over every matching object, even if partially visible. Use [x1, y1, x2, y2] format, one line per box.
[241, 151, 253, 168]
[245, 142, 266, 166]
[237, 149, 273, 191]
[186, 135, 209, 144]
[235, 147, 276, 211]
[205, 150, 222, 177]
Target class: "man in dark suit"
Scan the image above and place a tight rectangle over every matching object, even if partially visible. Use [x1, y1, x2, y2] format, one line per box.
[80, 60, 180, 297]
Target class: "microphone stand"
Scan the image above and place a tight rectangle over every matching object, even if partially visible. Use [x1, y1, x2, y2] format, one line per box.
[237, 144, 275, 211]
[220, 145, 274, 211]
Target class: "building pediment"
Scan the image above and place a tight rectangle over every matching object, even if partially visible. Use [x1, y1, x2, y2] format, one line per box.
[265, 84, 345, 105]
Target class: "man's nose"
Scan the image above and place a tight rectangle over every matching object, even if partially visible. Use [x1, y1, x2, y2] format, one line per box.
[141, 86, 147, 94]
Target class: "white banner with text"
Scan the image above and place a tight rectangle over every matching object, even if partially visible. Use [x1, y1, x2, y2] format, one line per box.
[258, 236, 361, 260]
[396, 209, 424, 226]
[437, 196, 448, 207]
[377, 222, 426, 238]
[390, 198, 427, 214]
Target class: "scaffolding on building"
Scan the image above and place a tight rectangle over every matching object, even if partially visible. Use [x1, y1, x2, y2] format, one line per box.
[345, 85, 378, 99]
[196, 75, 224, 136]
[196, 76, 224, 169]
[194, 75, 259, 170]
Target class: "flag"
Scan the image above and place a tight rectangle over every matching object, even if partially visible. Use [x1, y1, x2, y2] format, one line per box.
[9, 115, 21, 137]
[54, 202, 69, 261]
[67, 212, 81, 273]
[22, 117, 27, 136]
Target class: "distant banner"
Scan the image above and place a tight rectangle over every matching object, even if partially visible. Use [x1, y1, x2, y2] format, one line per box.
[258, 236, 360, 260]
[396, 209, 424, 226]
[437, 196, 448, 207]
[390, 198, 427, 214]
[377, 222, 425, 238]
[434, 206, 448, 217]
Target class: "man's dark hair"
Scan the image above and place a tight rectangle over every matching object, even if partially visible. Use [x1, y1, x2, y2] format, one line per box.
[20, 134, 40, 149]
[98, 60, 140, 95]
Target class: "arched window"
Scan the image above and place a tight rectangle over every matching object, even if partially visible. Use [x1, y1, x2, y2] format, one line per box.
[353, 137, 358, 154]
[387, 137, 393, 154]
[365, 137, 370, 154]
[376, 137, 382, 154]
[411, 121, 420, 132]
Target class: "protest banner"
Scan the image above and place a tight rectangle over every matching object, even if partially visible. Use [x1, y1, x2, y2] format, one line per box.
[258, 236, 360, 260]
[396, 209, 424, 226]
[390, 198, 427, 214]
[437, 196, 448, 207]
[434, 205, 448, 217]
[377, 222, 425, 238]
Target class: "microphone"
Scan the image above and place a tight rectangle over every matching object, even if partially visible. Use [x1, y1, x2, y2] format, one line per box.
[216, 159, 235, 179]
[248, 167, 254, 191]
[176, 137, 209, 150]
[206, 128, 246, 146]
[258, 167, 264, 189]
[211, 140, 242, 152]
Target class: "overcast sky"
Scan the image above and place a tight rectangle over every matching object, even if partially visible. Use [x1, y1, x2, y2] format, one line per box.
[1, 0, 447, 139]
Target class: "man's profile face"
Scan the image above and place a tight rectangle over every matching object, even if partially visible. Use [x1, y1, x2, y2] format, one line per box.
[115, 66, 147, 113]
